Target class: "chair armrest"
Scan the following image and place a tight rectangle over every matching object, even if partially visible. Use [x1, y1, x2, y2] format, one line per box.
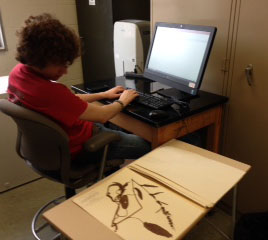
[83, 131, 121, 152]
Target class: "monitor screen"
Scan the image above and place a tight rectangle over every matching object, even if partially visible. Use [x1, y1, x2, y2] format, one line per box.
[144, 22, 217, 98]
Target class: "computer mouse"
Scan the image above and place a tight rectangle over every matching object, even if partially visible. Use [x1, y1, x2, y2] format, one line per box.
[148, 110, 169, 120]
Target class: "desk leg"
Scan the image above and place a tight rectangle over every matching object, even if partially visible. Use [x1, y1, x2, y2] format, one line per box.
[204, 185, 237, 240]
[231, 184, 238, 240]
[206, 106, 223, 153]
[151, 129, 162, 149]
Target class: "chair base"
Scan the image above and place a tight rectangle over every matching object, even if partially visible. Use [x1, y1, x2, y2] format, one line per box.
[65, 187, 76, 199]
[32, 196, 65, 240]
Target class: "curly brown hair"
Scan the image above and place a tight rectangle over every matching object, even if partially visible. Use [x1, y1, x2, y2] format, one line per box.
[16, 13, 81, 69]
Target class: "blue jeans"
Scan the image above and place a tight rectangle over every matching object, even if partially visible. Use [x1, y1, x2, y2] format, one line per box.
[94, 123, 151, 160]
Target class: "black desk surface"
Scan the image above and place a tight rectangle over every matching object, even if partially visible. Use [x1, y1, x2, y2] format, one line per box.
[72, 77, 228, 127]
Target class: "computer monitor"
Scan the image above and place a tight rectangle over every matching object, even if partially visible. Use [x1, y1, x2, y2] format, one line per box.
[144, 22, 217, 101]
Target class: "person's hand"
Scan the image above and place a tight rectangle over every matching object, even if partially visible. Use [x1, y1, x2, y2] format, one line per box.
[119, 89, 139, 106]
[104, 86, 125, 99]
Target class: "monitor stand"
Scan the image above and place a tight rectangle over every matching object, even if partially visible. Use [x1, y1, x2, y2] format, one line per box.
[157, 88, 198, 102]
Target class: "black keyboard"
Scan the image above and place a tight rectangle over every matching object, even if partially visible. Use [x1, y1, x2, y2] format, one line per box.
[134, 91, 174, 109]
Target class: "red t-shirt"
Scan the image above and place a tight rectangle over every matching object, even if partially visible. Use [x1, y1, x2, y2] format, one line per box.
[8, 63, 93, 157]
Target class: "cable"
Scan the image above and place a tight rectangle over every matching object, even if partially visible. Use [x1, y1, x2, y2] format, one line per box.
[154, 89, 190, 109]
[171, 97, 190, 109]
[135, 64, 143, 73]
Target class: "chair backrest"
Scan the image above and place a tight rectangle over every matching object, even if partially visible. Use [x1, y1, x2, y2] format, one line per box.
[0, 99, 71, 175]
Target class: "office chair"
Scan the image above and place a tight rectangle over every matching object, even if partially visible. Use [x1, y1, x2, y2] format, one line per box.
[0, 99, 123, 240]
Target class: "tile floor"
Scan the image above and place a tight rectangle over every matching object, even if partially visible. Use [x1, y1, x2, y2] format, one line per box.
[0, 177, 233, 240]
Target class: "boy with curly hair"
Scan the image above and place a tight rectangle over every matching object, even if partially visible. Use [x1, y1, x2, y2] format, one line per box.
[8, 13, 151, 160]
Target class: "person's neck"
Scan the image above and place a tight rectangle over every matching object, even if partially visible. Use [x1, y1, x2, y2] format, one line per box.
[26, 65, 49, 80]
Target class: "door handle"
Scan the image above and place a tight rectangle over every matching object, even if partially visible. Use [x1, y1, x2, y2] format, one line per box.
[245, 64, 253, 86]
[79, 36, 84, 48]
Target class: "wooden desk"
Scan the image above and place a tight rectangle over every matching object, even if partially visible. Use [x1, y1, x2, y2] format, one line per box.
[108, 104, 223, 151]
[72, 80, 228, 153]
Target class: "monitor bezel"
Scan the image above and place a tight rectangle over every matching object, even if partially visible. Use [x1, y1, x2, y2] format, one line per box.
[144, 22, 217, 95]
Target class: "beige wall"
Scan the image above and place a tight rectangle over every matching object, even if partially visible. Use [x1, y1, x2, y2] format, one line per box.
[150, 0, 234, 95]
[0, 0, 83, 88]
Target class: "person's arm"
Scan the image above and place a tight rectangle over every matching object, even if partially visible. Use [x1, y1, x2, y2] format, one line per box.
[75, 86, 125, 103]
[79, 89, 139, 123]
